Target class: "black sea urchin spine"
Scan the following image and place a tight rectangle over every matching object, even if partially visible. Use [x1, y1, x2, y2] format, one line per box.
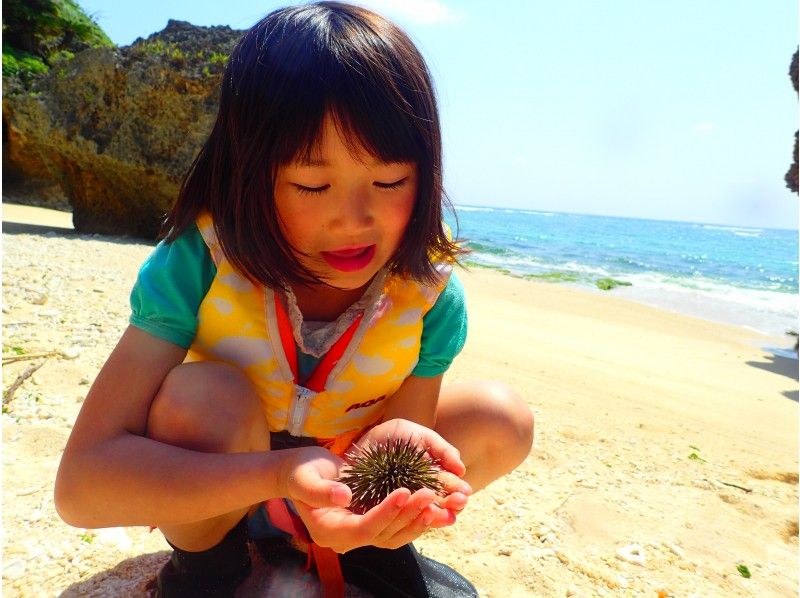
[338, 437, 444, 514]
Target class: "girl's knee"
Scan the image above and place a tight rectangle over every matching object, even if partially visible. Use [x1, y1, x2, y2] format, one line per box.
[148, 361, 265, 452]
[477, 381, 534, 454]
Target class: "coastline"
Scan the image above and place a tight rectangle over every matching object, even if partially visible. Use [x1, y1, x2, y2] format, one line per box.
[2, 203, 798, 596]
[464, 260, 798, 344]
[453, 205, 798, 342]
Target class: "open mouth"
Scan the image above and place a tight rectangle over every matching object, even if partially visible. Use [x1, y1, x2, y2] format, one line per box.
[321, 245, 377, 272]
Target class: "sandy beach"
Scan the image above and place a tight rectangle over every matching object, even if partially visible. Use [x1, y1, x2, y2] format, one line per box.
[2, 203, 797, 597]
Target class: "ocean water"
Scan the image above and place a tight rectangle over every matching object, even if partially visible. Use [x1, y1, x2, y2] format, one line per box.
[446, 205, 799, 339]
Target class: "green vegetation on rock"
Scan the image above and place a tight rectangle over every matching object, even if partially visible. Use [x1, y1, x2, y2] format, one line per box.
[2, 45, 48, 83]
[2, 0, 113, 84]
[131, 40, 229, 74]
[595, 277, 632, 291]
[209, 51, 228, 65]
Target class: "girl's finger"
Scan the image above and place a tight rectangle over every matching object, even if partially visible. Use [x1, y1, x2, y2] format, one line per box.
[292, 470, 353, 509]
[411, 430, 466, 477]
[329, 482, 353, 508]
[381, 502, 449, 548]
[374, 504, 431, 549]
[355, 488, 413, 537]
[425, 504, 457, 529]
[438, 471, 472, 496]
[437, 445, 466, 477]
[437, 491, 468, 513]
[373, 488, 437, 543]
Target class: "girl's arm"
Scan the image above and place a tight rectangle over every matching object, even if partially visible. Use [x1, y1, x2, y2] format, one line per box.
[380, 373, 444, 428]
[55, 326, 347, 529]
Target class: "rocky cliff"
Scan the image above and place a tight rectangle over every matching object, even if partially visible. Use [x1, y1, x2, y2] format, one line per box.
[786, 49, 798, 194]
[3, 20, 243, 237]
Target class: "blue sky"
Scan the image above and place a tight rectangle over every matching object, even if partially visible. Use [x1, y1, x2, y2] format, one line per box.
[77, 0, 798, 229]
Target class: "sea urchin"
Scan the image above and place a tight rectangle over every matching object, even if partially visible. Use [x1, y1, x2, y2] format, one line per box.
[338, 437, 444, 514]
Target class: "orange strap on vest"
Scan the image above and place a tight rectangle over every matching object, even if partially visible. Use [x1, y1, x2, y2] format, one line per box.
[267, 291, 367, 598]
[266, 498, 345, 598]
[274, 291, 363, 393]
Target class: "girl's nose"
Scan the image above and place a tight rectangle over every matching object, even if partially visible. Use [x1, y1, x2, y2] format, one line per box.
[329, 185, 375, 232]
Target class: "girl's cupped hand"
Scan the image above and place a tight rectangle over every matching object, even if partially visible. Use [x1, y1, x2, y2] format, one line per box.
[284, 420, 471, 552]
[358, 418, 472, 516]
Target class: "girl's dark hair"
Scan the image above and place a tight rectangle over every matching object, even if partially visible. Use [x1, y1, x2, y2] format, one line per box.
[162, 1, 461, 288]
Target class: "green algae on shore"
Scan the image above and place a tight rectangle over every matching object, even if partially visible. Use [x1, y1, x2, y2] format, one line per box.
[464, 260, 635, 292]
[462, 260, 512, 276]
[524, 272, 579, 283]
[595, 278, 633, 291]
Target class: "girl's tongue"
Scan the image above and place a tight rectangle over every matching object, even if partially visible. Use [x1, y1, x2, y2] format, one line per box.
[321, 245, 376, 272]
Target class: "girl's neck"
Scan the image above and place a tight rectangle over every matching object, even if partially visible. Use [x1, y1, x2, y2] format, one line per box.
[289, 281, 369, 322]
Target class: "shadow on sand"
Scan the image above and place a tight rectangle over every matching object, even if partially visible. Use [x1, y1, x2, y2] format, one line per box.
[746, 352, 799, 382]
[3, 221, 77, 236]
[746, 348, 799, 402]
[2, 220, 155, 247]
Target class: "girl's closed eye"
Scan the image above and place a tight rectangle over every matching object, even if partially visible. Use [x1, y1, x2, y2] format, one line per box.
[373, 176, 409, 190]
[294, 183, 330, 196]
[293, 176, 409, 195]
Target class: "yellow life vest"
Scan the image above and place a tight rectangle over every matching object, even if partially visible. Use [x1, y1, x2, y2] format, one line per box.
[186, 214, 451, 449]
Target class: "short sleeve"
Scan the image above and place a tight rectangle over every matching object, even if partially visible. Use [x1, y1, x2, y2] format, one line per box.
[129, 224, 216, 348]
[411, 271, 468, 377]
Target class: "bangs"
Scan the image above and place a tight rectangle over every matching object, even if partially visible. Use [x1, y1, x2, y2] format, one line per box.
[282, 97, 422, 168]
[230, 2, 433, 168]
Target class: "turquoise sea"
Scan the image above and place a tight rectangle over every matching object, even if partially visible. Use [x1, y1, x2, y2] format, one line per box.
[446, 205, 798, 339]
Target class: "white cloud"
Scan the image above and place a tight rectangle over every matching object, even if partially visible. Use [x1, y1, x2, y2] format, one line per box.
[692, 123, 715, 134]
[356, 0, 461, 25]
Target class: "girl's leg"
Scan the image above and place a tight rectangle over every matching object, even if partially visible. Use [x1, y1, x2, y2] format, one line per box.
[146, 361, 269, 551]
[434, 381, 533, 491]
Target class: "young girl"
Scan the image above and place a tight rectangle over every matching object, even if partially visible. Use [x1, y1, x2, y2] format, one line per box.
[55, 2, 533, 596]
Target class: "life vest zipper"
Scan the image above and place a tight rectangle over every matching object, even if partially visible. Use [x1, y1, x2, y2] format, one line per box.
[289, 385, 317, 435]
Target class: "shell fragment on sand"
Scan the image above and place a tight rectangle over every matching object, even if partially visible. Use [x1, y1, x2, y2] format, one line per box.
[616, 544, 646, 565]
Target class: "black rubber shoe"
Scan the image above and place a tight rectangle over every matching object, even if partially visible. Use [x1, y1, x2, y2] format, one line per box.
[155, 517, 252, 597]
[340, 543, 478, 598]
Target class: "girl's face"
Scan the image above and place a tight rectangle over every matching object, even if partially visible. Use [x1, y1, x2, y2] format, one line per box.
[274, 116, 417, 291]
